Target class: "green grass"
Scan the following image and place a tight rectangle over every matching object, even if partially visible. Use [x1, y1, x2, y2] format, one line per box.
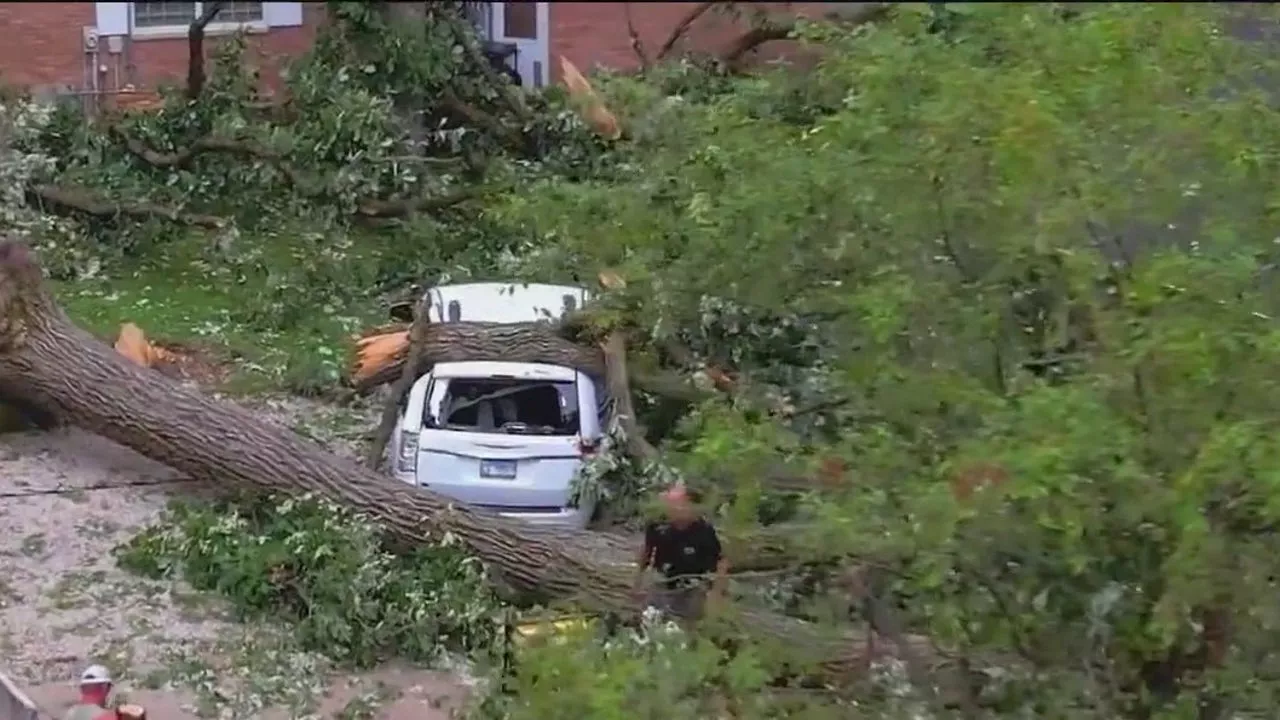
[49, 233, 390, 396]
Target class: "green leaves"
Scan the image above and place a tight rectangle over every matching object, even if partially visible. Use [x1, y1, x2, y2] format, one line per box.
[476, 2, 1280, 713]
[116, 492, 501, 668]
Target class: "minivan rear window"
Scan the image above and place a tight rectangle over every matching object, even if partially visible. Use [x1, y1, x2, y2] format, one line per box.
[426, 378, 580, 436]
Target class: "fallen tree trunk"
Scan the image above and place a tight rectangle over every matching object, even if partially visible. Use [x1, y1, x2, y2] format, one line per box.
[721, 522, 838, 572]
[0, 240, 968, 690]
[352, 321, 606, 392]
[352, 320, 718, 409]
[0, 242, 622, 598]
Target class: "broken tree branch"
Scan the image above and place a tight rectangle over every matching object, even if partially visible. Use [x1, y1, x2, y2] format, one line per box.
[624, 3, 651, 69]
[107, 125, 324, 195]
[354, 188, 482, 219]
[658, 338, 738, 393]
[186, 1, 227, 100]
[657, 1, 718, 61]
[440, 89, 528, 155]
[720, 2, 892, 71]
[366, 295, 432, 469]
[26, 184, 225, 229]
[601, 330, 662, 464]
[107, 127, 480, 219]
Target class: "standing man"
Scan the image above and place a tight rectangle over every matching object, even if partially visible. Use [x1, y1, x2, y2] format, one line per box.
[634, 485, 729, 629]
[64, 665, 116, 720]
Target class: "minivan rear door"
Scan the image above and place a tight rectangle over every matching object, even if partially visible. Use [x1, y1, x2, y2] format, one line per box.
[417, 430, 583, 509]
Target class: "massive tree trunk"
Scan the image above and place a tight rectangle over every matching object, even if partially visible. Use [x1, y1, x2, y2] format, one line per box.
[0, 241, 963, 691]
[352, 321, 606, 393]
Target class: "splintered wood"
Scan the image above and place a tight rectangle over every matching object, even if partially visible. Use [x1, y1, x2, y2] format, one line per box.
[352, 329, 411, 385]
[114, 323, 176, 369]
[560, 57, 622, 141]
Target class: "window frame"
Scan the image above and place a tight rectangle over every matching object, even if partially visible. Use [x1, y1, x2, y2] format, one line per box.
[130, 1, 267, 39]
[425, 377, 581, 436]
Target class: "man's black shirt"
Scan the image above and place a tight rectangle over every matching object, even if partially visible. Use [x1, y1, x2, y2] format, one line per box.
[644, 518, 722, 589]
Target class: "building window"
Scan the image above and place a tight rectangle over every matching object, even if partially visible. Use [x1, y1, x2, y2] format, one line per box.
[463, 2, 493, 39]
[132, 2, 264, 32]
[501, 2, 537, 40]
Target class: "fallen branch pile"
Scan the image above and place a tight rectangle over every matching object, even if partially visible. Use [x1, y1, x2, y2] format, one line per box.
[25, 184, 226, 229]
[624, 1, 893, 72]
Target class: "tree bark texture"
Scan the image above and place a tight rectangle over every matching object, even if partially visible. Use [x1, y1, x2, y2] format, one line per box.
[600, 330, 661, 463]
[186, 2, 227, 100]
[351, 321, 606, 394]
[0, 240, 960, 690]
[351, 319, 713, 411]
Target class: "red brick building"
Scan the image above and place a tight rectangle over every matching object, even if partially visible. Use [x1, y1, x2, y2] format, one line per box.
[0, 2, 830, 102]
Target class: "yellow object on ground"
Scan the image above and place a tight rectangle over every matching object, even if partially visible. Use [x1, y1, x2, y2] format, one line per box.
[512, 615, 597, 646]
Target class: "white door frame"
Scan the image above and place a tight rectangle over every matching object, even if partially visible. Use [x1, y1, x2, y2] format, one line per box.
[491, 2, 550, 88]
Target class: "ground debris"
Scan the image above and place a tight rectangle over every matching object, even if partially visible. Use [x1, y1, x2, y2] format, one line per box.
[0, 400, 465, 719]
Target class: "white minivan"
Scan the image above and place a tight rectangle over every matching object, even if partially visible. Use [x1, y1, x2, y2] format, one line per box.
[387, 283, 607, 528]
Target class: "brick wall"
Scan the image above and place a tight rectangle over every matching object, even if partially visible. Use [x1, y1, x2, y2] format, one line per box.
[0, 3, 843, 101]
[0, 2, 320, 98]
[0, 3, 97, 90]
[124, 22, 316, 93]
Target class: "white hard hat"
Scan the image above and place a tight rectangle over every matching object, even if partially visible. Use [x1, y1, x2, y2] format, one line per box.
[79, 665, 111, 685]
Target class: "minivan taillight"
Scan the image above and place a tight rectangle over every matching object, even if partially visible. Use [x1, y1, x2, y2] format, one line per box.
[396, 430, 419, 474]
[578, 437, 600, 456]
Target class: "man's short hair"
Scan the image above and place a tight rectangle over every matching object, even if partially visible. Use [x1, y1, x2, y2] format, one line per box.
[661, 484, 702, 504]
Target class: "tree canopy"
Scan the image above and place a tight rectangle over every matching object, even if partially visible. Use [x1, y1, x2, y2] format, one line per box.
[486, 3, 1280, 716]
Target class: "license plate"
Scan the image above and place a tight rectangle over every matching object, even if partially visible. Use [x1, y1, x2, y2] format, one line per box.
[480, 460, 518, 479]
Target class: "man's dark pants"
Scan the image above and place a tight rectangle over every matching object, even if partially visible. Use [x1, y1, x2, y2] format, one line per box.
[647, 580, 708, 626]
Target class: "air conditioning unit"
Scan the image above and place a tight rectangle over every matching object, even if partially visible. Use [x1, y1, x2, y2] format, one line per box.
[82, 26, 100, 52]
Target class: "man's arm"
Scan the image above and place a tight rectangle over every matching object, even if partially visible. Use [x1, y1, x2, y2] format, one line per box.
[707, 526, 728, 598]
[712, 557, 730, 595]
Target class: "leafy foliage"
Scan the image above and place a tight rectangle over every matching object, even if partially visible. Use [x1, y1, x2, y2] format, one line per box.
[0, 1, 620, 394]
[474, 614, 802, 720]
[14, 1, 612, 318]
[116, 492, 501, 668]
[489, 3, 1280, 716]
